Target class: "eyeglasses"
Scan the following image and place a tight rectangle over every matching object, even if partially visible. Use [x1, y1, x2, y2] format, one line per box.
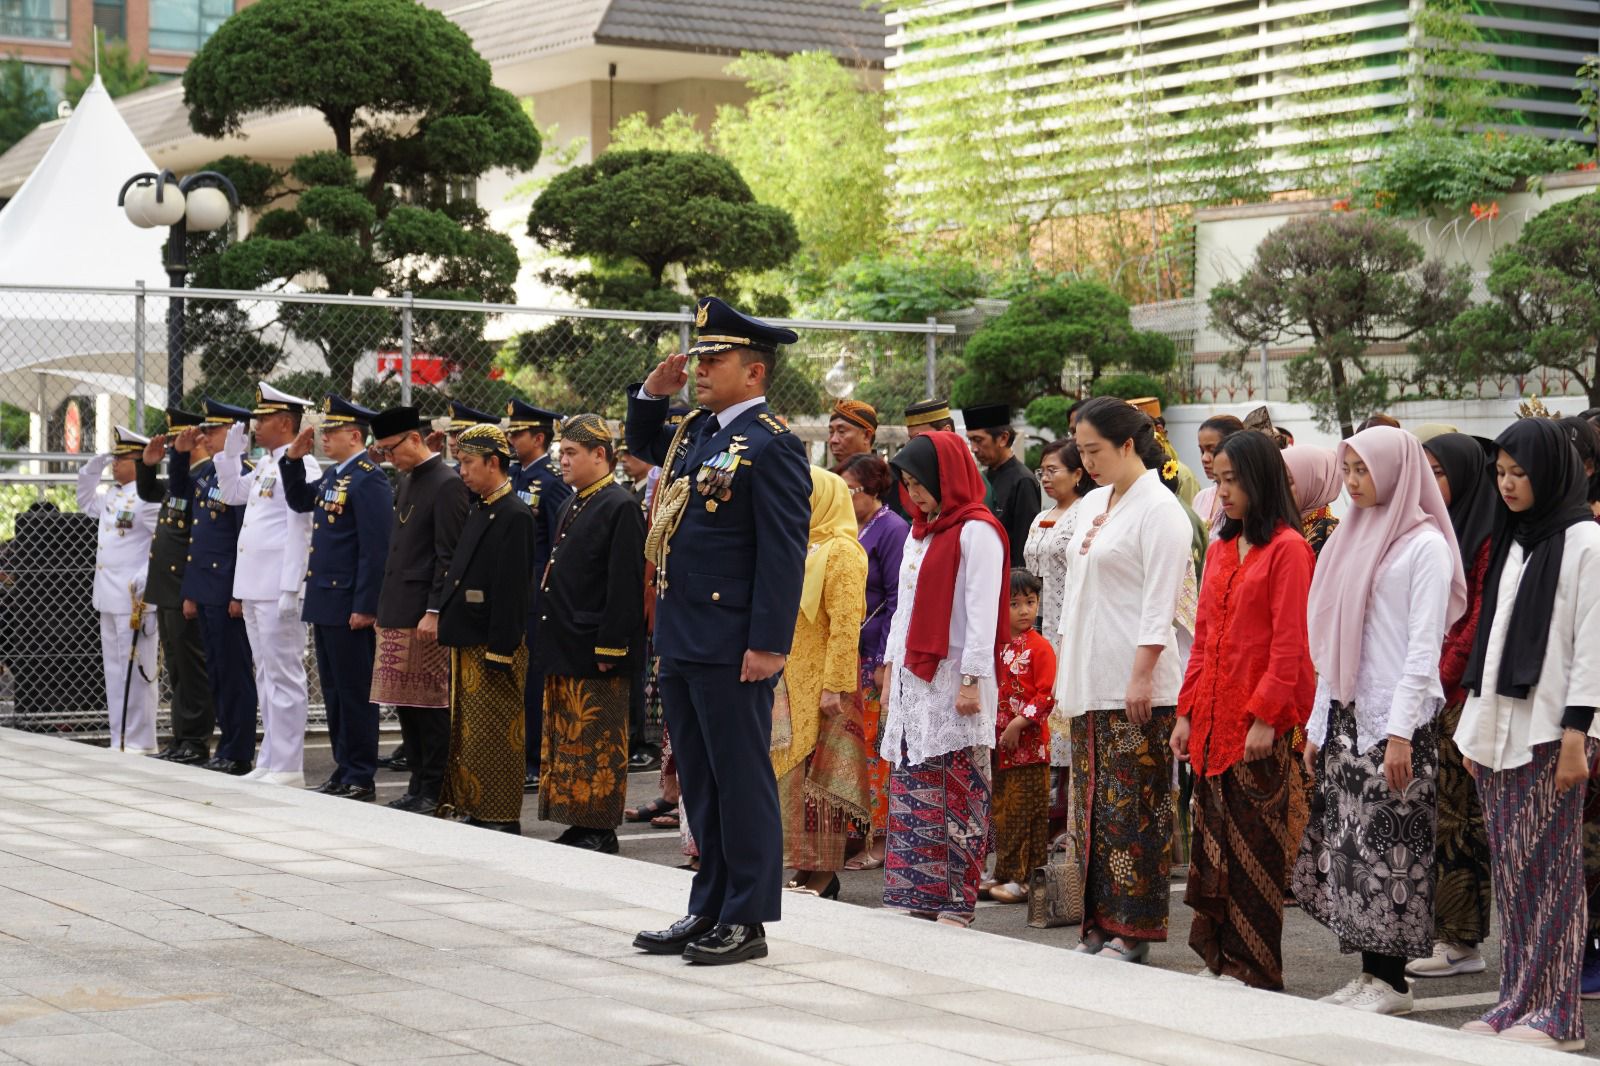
[371, 437, 409, 458]
[1078, 511, 1109, 556]
[847, 485, 866, 496]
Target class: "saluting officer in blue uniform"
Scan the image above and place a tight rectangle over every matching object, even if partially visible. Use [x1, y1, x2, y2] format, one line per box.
[627, 297, 811, 965]
[507, 399, 570, 792]
[184, 399, 260, 776]
[281, 396, 394, 801]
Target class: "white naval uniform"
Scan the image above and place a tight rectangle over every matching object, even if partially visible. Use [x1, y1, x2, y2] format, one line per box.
[76, 457, 161, 752]
[215, 430, 318, 778]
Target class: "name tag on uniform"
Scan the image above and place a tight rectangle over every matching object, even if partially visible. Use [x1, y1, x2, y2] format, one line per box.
[256, 473, 277, 499]
[465, 589, 485, 604]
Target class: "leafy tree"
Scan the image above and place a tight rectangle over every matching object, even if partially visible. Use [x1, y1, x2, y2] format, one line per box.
[65, 37, 153, 105]
[1092, 373, 1169, 410]
[607, 110, 708, 154]
[953, 281, 1175, 409]
[527, 149, 798, 311]
[1408, 0, 1517, 134]
[1354, 132, 1588, 216]
[181, 0, 540, 396]
[1208, 212, 1472, 437]
[714, 52, 889, 282]
[1440, 192, 1600, 407]
[0, 57, 51, 156]
[818, 253, 987, 322]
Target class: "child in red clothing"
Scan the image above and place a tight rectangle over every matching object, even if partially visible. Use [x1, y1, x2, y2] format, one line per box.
[988, 569, 1057, 904]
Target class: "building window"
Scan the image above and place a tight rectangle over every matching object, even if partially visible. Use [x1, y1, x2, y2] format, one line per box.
[149, 0, 232, 53]
[22, 61, 66, 104]
[0, 0, 68, 42]
[92, 1, 123, 40]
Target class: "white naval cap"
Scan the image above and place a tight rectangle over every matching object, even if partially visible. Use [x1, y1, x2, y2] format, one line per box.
[112, 425, 151, 455]
[252, 381, 314, 416]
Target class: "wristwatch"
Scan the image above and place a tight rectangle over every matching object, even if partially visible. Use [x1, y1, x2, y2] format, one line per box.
[961, 674, 978, 688]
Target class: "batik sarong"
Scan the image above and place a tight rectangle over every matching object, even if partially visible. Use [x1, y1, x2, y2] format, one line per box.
[883, 747, 991, 918]
[540, 674, 630, 830]
[371, 626, 450, 707]
[857, 661, 891, 836]
[1478, 738, 1594, 1042]
[1433, 700, 1492, 945]
[1070, 707, 1176, 941]
[437, 644, 527, 824]
[1292, 701, 1437, 959]
[992, 763, 1050, 885]
[779, 685, 871, 872]
[1187, 735, 1293, 989]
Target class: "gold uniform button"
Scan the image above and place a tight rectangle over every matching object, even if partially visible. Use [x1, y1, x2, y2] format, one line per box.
[711, 592, 720, 602]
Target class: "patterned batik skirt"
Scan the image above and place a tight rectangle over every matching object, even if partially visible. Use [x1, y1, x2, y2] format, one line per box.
[779, 684, 872, 872]
[540, 674, 631, 830]
[1477, 737, 1596, 1041]
[856, 661, 891, 838]
[1070, 708, 1177, 942]
[1187, 736, 1293, 989]
[1292, 701, 1437, 959]
[1582, 754, 1600, 943]
[437, 644, 527, 824]
[883, 746, 991, 919]
[1433, 700, 1492, 946]
[992, 763, 1051, 885]
[370, 626, 451, 708]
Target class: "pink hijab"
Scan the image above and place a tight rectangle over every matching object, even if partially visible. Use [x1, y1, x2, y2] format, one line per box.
[1306, 427, 1467, 704]
[1282, 446, 1341, 516]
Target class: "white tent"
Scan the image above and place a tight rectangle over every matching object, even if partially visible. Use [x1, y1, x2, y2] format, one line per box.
[0, 75, 171, 449]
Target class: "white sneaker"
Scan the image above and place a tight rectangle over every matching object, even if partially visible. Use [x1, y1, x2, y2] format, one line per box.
[255, 770, 304, 787]
[1346, 976, 1413, 1016]
[240, 767, 268, 780]
[1318, 974, 1368, 1005]
[1406, 942, 1486, 978]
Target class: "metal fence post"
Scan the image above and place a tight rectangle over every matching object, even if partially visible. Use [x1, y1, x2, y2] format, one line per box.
[133, 281, 146, 433]
[400, 290, 414, 407]
[678, 305, 691, 355]
[924, 317, 938, 398]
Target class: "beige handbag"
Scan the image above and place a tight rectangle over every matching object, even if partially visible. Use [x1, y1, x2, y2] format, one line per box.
[1028, 774, 1084, 928]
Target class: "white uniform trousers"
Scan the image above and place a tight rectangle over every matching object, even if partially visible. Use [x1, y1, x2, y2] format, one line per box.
[100, 610, 157, 753]
[242, 599, 309, 774]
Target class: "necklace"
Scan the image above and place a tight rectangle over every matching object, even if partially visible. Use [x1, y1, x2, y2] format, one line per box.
[858, 504, 889, 540]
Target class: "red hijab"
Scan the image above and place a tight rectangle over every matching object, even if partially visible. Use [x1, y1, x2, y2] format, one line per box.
[891, 431, 1010, 682]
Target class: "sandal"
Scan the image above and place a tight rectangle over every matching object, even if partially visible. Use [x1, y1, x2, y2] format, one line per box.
[624, 797, 677, 823]
[844, 851, 885, 871]
[935, 913, 974, 928]
[649, 811, 680, 830]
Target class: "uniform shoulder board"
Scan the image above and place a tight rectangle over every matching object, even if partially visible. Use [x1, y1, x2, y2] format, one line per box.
[241, 458, 255, 471]
[756, 412, 788, 435]
[541, 455, 560, 473]
[357, 460, 375, 472]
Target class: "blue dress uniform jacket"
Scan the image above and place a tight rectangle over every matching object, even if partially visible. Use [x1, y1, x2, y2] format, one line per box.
[624, 393, 811, 663]
[179, 456, 251, 607]
[280, 456, 394, 626]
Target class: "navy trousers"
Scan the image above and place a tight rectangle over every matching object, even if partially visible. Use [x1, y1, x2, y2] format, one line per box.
[523, 607, 544, 772]
[197, 603, 258, 764]
[312, 624, 379, 788]
[657, 656, 782, 926]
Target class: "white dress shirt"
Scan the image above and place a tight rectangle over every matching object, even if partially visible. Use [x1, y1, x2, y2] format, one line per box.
[1053, 470, 1194, 715]
[77, 464, 159, 613]
[880, 521, 1005, 766]
[214, 437, 319, 602]
[1455, 522, 1600, 771]
[1307, 528, 1454, 754]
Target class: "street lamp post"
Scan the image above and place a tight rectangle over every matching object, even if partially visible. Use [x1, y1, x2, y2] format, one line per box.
[117, 169, 240, 410]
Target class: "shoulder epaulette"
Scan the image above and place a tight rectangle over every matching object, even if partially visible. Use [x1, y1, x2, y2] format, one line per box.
[241, 458, 255, 471]
[357, 460, 376, 472]
[757, 412, 788, 435]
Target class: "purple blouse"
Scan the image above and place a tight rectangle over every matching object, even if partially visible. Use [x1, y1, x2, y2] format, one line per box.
[858, 504, 909, 665]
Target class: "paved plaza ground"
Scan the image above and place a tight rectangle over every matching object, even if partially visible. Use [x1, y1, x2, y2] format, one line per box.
[0, 727, 1578, 1065]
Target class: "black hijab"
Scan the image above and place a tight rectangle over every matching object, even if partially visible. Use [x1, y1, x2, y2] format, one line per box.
[889, 433, 942, 505]
[1463, 418, 1594, 699]
[1423, 433, 1496, 572]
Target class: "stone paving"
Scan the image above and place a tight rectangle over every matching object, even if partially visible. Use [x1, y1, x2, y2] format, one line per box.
[0, 728, 1571, 1065]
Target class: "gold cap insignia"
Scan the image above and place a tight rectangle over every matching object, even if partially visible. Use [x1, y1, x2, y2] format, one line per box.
[695, 301, 709, 328]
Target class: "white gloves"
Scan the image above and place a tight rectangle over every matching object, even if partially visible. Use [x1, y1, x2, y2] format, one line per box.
[224, 422, 247, 459]
[80, 453, 111, 478]
[277, 590, 301, 621]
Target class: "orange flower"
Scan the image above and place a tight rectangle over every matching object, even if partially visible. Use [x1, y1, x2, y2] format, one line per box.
[1331, 198, 1351, 212]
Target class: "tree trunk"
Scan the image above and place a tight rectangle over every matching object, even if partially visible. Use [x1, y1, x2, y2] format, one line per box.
[1327, 355, 1355, 439]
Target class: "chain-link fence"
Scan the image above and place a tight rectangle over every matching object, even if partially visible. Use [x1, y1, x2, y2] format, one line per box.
[0, 283, 958, 735]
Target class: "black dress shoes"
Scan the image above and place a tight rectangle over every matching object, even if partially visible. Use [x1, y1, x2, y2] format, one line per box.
[151, 744, 179, 761]
[386, 793, 439, 815]
[523, 769, 540, 793]
[632, 915, 716, 955]
[165, 742, 208, 765]
[463, 817, 521, 834]
[313, 780, 353, 796]
[377, 745, 408, 771]
[628, 750, 661, 773]
[683, 923, 767, 965]
[344, 784, 376, 802]
[563, 828, 620, 854]
[201, 756, 252, 776]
